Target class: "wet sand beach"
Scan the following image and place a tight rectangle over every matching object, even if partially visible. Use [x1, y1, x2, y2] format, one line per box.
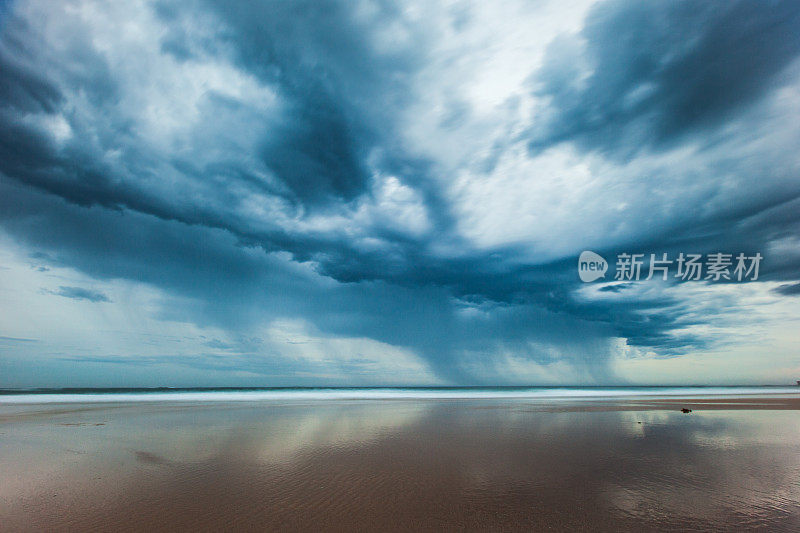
[2, 394, 800, 531]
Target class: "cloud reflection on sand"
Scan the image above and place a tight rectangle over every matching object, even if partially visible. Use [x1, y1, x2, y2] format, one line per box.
[1, 401, 800, 531]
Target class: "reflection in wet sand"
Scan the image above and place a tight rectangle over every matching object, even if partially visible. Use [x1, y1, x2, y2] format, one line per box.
[1, 400, 800, 531]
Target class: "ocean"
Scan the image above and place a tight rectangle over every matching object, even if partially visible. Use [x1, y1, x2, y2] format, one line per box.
[1, 385, 798, 403]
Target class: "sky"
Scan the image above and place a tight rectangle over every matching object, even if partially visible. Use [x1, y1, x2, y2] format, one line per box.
[1, 0, 800, 387]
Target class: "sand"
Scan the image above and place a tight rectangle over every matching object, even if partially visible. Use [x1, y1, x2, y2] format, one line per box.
[2, 396, 800, 531]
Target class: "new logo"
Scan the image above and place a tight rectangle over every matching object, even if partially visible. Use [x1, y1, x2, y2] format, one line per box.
[578, 251, 608, 282]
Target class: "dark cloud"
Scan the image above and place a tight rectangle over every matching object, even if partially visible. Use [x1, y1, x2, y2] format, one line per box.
[773, 282, 800, 296]
[46, 286, 111, 303]
[531, 0, 800, 157]
[195, 0, 423, 205]
[598, 283, 635, 293]
[258, 97, 369, 204]
[0, 42, 63, 114]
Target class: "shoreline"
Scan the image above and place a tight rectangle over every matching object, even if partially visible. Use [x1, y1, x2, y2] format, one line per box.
[3, 393, 800, 417]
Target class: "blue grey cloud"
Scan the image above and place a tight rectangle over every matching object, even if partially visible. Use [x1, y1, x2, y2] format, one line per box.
[46, 286, 111, 303]
[530, 0, 800, 157]
[774, 282, 800, 296]
[1, 0, 799, 385]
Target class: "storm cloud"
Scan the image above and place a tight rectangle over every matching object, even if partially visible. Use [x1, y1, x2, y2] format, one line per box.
[0, 0, 799, 386]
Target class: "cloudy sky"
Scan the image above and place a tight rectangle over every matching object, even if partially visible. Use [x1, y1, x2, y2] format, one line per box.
[1, 0, 800, 387]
